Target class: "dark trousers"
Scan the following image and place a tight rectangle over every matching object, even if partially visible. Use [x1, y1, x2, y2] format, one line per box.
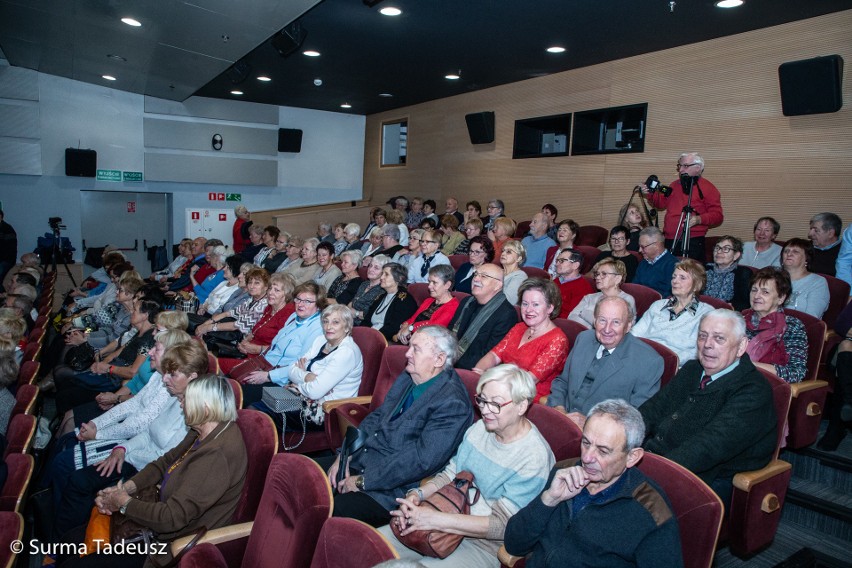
[666, 236, 706, 263]
[312, 455, 391, 528]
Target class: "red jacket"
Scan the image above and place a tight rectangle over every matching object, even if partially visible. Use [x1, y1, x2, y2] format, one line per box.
[648, 176, 724, 239]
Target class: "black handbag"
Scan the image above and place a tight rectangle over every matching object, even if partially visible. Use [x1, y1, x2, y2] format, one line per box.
[65, 342, 96, 371]
[210, 341, 247, 359]
[336, 427, 369, 491]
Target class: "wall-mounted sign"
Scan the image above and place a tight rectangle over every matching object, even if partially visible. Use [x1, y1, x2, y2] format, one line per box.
[123, 171, 143, 182]
[219, 214, 227, 221]
[96, 169, 122, 181]
[127, 202, 136, 213]
[226, 193, 242, 201]
[191, 211, 200, 220]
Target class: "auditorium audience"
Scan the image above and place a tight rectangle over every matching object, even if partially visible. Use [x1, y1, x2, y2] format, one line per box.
[704, 235, 752, 311]
[742, 216, 783, 268]
[379, 224, 406, 259]
[568, 258, 636, 328]
[395, 229, 422, 270]
[808, 212, 842, 276]
[781, 238, 829, 319]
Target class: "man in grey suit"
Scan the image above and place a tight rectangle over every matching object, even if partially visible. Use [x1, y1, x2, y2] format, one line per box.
[548, 296, 663, 428]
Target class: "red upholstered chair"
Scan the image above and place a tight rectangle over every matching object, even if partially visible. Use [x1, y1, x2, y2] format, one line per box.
[621, 283, 662, 320]
[407, 282, 430, 305]
[27, 326, 45, 347]
[448, 254, 468, 270]
[21, 342, 40, 363]
[358, 266, 369, 280]
[521, 266, 549, 280]
[10, 384, 38, 417]
[553, 318, 588, 348]
[208, 353, 221, 375]
[0, 512, 23, 568]
[309, 517, 399, 568]
[638, 337, 680, 388]
[636, 453, 723, 568]
[526, 404, 582, 461]
[577, 225, 609, 247]
[698, 295, 733, 311]
[704, 235, 722, 263]
[0, 454, 34, 513]
[514, 220, 532, 239]
[175, 454, 333, 568]
[572, 246, 600, 275]
[724, 369, 793, 557]
[451, 290, 470, 302]
[820, 274, 850, 330]
[4, 414, 36, 458]
[457, 368, 482, 418]
[16, 361, 39, 387]
[781, 309, 827, 449]
[227, 379, 243, 409]
[325, 344, 406, 450]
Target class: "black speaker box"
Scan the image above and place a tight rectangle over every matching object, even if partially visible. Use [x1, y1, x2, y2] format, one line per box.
[65, 148, 97, 177]
[465, 111, 495, 144]
[272, 22, 306, 58]
[778, 55, 843, 116]
[278, 128, 303, 153]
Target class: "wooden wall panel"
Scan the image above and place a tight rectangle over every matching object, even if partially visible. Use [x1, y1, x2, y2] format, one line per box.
[363, 11, 852, 244]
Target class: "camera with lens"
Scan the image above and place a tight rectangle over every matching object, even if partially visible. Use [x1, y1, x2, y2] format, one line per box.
[49, 217, 66, 230]
[644, 175, 673, 197]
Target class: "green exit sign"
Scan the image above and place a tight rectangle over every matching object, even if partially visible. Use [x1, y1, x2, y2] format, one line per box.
[96, 169, 122, 182]
[123, 171, 143, 182]
[226, 194, 242, 201]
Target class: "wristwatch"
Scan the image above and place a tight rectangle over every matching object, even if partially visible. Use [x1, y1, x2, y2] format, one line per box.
[355, 475, 365, 491]
[407, 324, 415, 332]
[119, 497, 133, 515]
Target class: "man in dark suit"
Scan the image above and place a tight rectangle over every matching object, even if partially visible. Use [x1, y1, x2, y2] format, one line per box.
[548, 296, 663, 429]
[448, 263, 518, 369]
[325, 326, 474, 527]
[639, 309, 777, 503]
[634, 227, 678, 297]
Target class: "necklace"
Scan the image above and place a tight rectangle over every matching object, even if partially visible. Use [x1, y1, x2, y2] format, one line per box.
[374, 292, 395, 315]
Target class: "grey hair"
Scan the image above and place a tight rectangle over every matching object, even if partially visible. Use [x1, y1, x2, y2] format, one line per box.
[413, 325, 459, 370]
[344, 223, 361, 238]
[679, 152, 704, 170]
[382, 223, 401, 241]
[303, 237, 320, 250]
[233, 205, 248, 216]
[638, 226, 664, 241]
[428, 263, 455, 286]
[477, 363, 536, 404]
[810, 212, 842, 238]
[395, 197, 409, 207]
[594, 295, 635, 325]
[318, 221, 332, 233]
[368, 226, 383, 239]
[700, 308, 747, 342]
[340, 249, 363, 268]
[370, 254, 392, 269]
[587, 399, 646, 451]
[488, 199, 505, 212]
[321, 304, 354, 335]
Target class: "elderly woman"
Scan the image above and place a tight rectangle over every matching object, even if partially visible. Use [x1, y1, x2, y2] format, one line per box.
[455, 235, 494, 295]
[382, 364, 554, 567]
[544, 219, 580, 278]
[253, 226, 280, 267]
[630, 259, 714, 365]
[409, 229, 451, 285]
[406, 197, 426, 230]
[342, 223, 363, 252]
[396, 265, 460, 345]
[193, 255, 248, 324]
[274, 235, 303, 273]
[485, 199, 505, 231]
[232, 205, 252, 253]
[327, 250, 365, 306]
[51, 340, 210, 542]
[569, 258, 637, 328]
[314, 241, 343, 290]
[361, 226, 385, 259]
[704, 235, 752, 311]
[216, 272, 296, 376]
[501, 240, 528, 305]
[594, 225, 639, 282]
[465, 200, 485, 227]
[254, 305, 364, 436]
[387, 208, 410, 247]
[744, 267, 808, 383]
[455, 217, 483, 257]
[190, 245, 227, 303]
[782, 238, 829, 319]
[283, 237, 322, 285]
[350, 254, 392, 325]
[332, 223, 349, 256]
[240, 223, 265, 263]
[490, 217, 516, 262]
[422, 199, 440, 227]
[475, 278, 569, 403]
[151, 238, 193, 283]
[227, 282, 326, 406]
[397, 229, 424, 271]
[0, 314, 26, 365]
[260, 231, 292, 273]
[196, 267, 268, 345]
[743, 216, 783, 268]
[68, 374, 246, 567]
[440, 214, 465, 256]
[0, 352, 16, 435]
[362, 262, 418, 342]
[619, 203, 649, 252]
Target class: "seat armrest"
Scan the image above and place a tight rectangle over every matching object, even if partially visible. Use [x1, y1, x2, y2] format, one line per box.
[790, 380, 829, 398]
[322, 395, 372, 413]
[732, 460, 791, 492]
[170, 521, 254, 556]
[497, 545, 523, 567]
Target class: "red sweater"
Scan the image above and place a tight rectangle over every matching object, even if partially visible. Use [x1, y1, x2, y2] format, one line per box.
[555, 277, 595, 318]
[648, 176, 724, 239]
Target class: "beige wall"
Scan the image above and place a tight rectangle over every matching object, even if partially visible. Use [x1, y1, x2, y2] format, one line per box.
[363, 11, 852, 244]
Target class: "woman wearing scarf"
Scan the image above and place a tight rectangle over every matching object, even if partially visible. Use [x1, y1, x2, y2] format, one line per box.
[743, 267, 808, 383]
[704, 235, 752, 311]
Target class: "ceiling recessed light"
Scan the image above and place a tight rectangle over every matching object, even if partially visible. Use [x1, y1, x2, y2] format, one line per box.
[102, 75, 116, 81]
[340, 103, 352, 109]
[715, 0, 743, 6]
[120, 17, 141, 27]
[379, 93, 393, 98]
[445, 73, 460, 80]
[303, 50, 321, 57]
[230, 90, 243, 95]
[546, 46, 566, 54]
[107, 54, 127, 62]
[379, 7, 402, 16]
[257, 76, 271, 82]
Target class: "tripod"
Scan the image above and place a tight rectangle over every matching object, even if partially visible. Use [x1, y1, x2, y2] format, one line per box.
[49, 223, 77, 289]
[670, 175, 701, 258]
[620, 186, 659, 229]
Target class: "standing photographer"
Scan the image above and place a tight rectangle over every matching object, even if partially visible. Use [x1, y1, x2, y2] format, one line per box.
[643, 152, 724, 262]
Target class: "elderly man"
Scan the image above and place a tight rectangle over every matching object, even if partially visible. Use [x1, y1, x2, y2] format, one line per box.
[742, 217, 783, 268]
[232, 205, 252, 253]
[639, 309, 777, 502]
[522, 213, 557, 269]
[323, 326, 473, 527]
[444, 197, 465, 226]
[633, 227, 678, 297]
[168, 238, 220, 293]
[643, 152, 724, 262]
[808, 212, 843, 276]
[448, 263, 518, 369]
[504, 399, 683, 568]
[549, 297, 663, 428]
[484, 199, 506, 231]
[2, 252, 42, 292]
[317, 221, 335, 245]
[553, 248, 594, 318]
[379, 225, 405, 260]
[407, 229, 450, 284]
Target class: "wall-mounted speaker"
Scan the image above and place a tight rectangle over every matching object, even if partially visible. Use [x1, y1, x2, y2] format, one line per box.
[779, 55, 843, 116]
[272, 22, 306, 58]
[65, 148, 97, 177]
[278, 128, 303, 153]
[465, 111, 495, 144]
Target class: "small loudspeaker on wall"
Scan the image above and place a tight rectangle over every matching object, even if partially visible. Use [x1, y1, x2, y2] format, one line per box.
[278, 128, 303, 153]
[779, 55, 843, 116]
[65, 148, 97, 177]
[465, 111, 495, 144]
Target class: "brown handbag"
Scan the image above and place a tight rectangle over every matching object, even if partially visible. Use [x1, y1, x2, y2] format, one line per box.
[391, 471, 480, 558]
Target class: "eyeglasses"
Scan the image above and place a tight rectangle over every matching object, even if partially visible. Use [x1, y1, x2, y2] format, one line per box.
[593, 271, 619, 278]
[676, 162, 699, 169]
[421, 240, 438, 245]
[713, 245, 735, 253]
[473, 271, 503, 282]
[294, 297, 316, 305]
[638, 242, 661, 250]
[276, 240, 289, 245]
[474, 395, 514, 414]
[555, 258, 575, 264]
[469, 249, 485, 255]
[609, 236, 626, 243]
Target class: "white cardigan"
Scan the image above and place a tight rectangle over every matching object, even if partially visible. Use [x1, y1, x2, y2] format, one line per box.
[630, 299, 714, 366]
[288, 334, 363, 404]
